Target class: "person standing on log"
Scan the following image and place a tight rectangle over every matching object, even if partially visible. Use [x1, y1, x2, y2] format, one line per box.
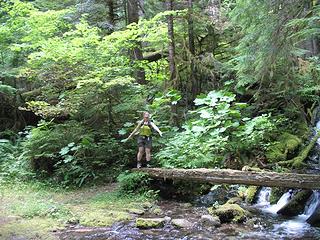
[123, 112, 162, 168]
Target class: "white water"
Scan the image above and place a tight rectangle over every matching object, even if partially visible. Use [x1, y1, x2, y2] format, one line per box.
[254, 187, 271, 207]
[273, 191, 320, 235]
[265, 192, 292, 214]
[255, 189, 320, 235]
[254, 187, 292, 214]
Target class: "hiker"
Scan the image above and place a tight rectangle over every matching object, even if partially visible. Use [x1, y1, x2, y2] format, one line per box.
[123, 112, 162, 168]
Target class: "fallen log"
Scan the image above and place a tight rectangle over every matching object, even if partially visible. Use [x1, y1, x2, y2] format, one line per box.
[133, 168, 320, 189]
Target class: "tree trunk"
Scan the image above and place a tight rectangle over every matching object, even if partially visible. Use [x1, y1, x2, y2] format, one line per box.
[106, 0, 116, 28]
[133, 168, 320, 189]
[166, 0, 177, 88]
[127, 0, 146, 84]
[166, 0, 179, 126]
[188, 0, 197, 98]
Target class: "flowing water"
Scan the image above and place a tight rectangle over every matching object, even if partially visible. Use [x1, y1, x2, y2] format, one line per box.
[252, 189, 320, 239]
[59, 192, 320, 240]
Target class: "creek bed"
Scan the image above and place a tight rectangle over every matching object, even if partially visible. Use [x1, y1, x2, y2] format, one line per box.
[58, 199, 320, 240]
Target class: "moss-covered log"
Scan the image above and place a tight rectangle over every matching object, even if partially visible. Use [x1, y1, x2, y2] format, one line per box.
[133, 168, 320, 189]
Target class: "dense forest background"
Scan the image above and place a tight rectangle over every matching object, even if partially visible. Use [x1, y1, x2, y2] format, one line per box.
[0, 0, 319, 187]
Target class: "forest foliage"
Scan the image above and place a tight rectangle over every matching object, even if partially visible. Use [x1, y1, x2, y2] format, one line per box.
[0, 0, 319, 187]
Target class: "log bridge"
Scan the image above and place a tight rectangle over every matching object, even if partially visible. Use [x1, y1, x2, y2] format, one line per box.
[133, 168, 320, 189]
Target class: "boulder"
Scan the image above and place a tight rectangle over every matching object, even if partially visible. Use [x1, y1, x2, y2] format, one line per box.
[227, 197, 243, 205]
[200, 214, 221, 227]
[209, 203, 248, 223]
[245, 186, 260, 204]
[135, 218, 166, 229]
[172, 219, 193, 228]
[150, 207, 163, 215]
[277, 190, 313, 216]
[196, 185, 239, 206]
[128, 208, 145, 215]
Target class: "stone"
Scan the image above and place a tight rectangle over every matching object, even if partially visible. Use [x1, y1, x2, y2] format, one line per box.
[277, 190, 313, 216]
[150, 207, 163, 215]
[135, 218, 166, 229]
[164, 216, 172, 223]
[209, 203, 248, 223]
[196, 185, 238, 206]
[227, 197, 243, 205]
[200, 214, 221, 227]
[245, 186, 259, 204]
[181, 203, 193, 208]
[142, 202, 153, 209]
[171, 219, 193, 228]
[128, 208, 145, 215]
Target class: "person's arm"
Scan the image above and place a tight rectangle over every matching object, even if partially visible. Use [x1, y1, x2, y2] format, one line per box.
[126, 121, 143, 140]
[150, 122, 162, 137]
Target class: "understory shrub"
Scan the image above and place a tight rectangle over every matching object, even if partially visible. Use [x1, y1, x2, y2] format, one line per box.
[117, 171, 152, 195]
[23, 120, 132, 186]
[156, 90, 277, 169]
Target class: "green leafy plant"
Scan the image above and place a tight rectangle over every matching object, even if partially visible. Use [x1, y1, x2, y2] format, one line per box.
[117, 171, 152, 195]
[156, 90, 276, 169]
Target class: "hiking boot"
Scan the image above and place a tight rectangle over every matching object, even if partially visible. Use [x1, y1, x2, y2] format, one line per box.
[137, 162, 142, 168]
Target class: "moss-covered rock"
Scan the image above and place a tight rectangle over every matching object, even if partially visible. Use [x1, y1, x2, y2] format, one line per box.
[245, 186, 259, 204]
[128, 208, 145, 215]
[266, 133, 302, 162]
[269, 188, 288, 205]
[135, 218, 166, 229]
[150, 207, 163, 216]
[227, 197, 243, 205]
[278, 131, 320, 168]
[209, 203, 249, 223]
[277, 190, 313, 216]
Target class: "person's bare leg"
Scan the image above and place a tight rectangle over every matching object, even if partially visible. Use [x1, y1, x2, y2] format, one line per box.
[145, 147, 151, 164]
[137, 147, 144, 168]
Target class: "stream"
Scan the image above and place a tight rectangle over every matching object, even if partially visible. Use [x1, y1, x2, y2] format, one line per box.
[59, 190, 320, 240]
[58, 120, 320, 239]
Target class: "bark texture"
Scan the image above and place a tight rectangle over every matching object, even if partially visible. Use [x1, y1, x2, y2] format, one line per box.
[133, 168, 320, 189]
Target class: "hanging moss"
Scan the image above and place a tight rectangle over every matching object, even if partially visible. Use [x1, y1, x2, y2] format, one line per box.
[266, 132, 302, 162]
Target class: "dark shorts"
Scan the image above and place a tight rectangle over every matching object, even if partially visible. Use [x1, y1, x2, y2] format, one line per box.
[138, 136, 152, 148]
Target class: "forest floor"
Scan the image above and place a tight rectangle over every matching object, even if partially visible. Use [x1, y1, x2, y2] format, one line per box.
[0, 181, 154, 240]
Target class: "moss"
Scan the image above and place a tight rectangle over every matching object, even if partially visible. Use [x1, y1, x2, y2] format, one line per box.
[136, 218, 166, 228]
[0, 217, 61, 240]
[0, 182, 156, 238]
[77, 208, 132, 227]
[150, 207, 163, 215]
[226, 197, 242, 205]
[209, 203, 249, 223]
[269, 187, 287, 205]
[278, 131, 320, 168]
[128, 208, 145, 215]
[245, 186, 259, 204]
[266, 132, 302, 163]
